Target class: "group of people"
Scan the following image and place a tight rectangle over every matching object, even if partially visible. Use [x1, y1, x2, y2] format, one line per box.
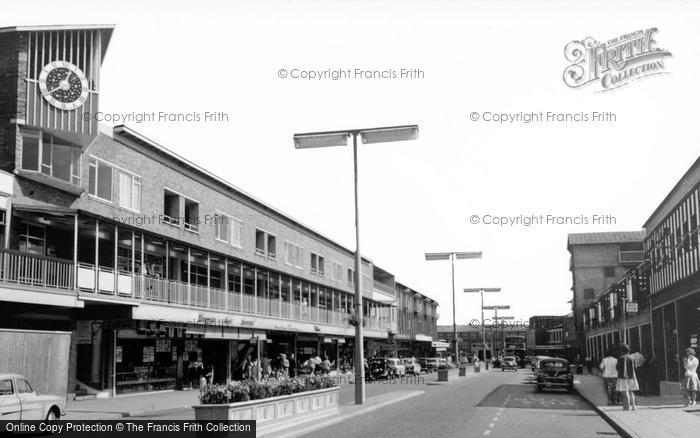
[236, 353, 298, 381]
[599, 344, 699, 410]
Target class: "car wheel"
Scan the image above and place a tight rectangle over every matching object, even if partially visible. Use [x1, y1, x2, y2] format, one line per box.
[46, 409, 58, 422]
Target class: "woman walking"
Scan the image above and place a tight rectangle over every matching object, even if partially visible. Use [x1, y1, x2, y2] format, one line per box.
[616, 344, 639, 411]
[681, 348, 699, 407]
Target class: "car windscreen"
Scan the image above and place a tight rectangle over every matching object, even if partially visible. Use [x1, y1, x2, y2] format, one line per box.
[541, 361, 566, 368]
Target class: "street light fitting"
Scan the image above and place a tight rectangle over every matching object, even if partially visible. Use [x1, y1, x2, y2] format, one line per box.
[293, 124, 419, 149]
[483, 305, 510, 310]
[464, 287, 501, 293]
[360, 125, 419, 144]
[293, 132, 349, 149]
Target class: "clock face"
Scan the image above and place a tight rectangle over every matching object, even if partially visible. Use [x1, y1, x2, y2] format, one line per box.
[38, 61, 90, 110]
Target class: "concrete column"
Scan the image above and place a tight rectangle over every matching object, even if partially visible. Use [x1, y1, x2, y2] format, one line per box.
[90, 322, 102, 387]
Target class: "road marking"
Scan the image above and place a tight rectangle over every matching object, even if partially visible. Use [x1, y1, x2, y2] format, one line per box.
[483, 431, 491, 436]
[488, 423, 495, 428]
[492, 417, 499, 421]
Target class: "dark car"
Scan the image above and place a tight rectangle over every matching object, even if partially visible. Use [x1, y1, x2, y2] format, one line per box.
[368, 358, 390, 380]
[536, 358, 574, 393]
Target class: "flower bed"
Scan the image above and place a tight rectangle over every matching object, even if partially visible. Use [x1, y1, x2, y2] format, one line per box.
[194, 376, 340, 424]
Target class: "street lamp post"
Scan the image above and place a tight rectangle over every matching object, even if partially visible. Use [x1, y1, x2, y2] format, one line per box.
[484, 305, 510, 357]
[464, 288, 501, 362]
[425, 251, 482, 364]
[294, 124, 419, 405]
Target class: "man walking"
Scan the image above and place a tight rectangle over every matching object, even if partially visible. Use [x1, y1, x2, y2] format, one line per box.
[600, 349, 619, 405]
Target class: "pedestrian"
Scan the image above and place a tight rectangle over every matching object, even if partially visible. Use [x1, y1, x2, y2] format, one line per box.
[205, 365, 214, 385]
[321, 355, 331, 375]
[280, 353, 290, 378]
[288, 353, 297, 378]
[239, 356, 251, 380]
[250, 357, 260, 382]
[681, 347, 699, 407]
[616, 344, 639, 411]
[585, 355, 593, 374]
[313, 352, 322, 375]
[599, 350, 619, 405]
[261, 354, 271, 379]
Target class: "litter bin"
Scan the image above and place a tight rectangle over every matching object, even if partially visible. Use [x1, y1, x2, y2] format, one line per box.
[437, 368, 449, 382]
[474, 364, 481, 373]
[459, 366, 467, 377]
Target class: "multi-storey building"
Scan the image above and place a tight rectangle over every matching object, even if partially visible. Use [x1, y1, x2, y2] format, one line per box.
[0, 24, 438, 397]
[642, 155, 700, 393]
[567, 231, 645, 359]
[392, 282, 438, 357]
[437, 324, 527, 360]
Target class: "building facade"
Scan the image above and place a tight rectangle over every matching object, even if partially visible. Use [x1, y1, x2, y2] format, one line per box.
[437, 324, 527, 360]
[0, 24, 438, 396]
[568, 231, 645, 360]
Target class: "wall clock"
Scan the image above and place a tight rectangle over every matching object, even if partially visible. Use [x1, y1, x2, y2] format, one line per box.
[38, 61, 89, 110]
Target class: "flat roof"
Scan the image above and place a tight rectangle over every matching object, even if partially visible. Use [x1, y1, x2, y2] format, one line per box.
[0, 24, 115, 61]
[567, 231, 646, 248]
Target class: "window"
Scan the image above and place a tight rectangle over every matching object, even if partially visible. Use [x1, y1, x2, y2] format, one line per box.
[118, 171, 141, 211]
[362, 274, 371, 292]
[603, 266, 616, 277]
[255, 229, 276, 259]
[347, 268, 355, 286]
[285, 241, 304, 268]
[0, 379, 13, 395]
[163, 190, 180, 225]
[214, 213, 242, 247]
[22, 130, 81, 185]
[184, 198, 199, 232]
[310, 252, 325, 276]
[16, 379, 32, 394]
[583, 288, 595, 299]
[19, 223, 45, 255]
[331, 261, 343, 282]
[89, 158, 141, 210]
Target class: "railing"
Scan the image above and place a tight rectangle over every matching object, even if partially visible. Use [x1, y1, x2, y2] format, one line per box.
[0, 249, 74, 290]
[1, 250, 392, 331]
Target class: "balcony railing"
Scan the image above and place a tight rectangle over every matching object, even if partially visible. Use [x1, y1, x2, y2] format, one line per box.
[1, 249, 391, 331]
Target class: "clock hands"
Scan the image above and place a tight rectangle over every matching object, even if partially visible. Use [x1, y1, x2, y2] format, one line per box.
[47, 71, 74, 95]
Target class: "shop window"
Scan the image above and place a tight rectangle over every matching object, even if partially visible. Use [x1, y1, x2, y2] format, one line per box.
[19, 223, 45, 255]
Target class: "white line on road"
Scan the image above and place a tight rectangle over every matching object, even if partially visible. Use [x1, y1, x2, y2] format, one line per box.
[483, 431, 491, 436]
[489, 423, 495, 428]
[492, 417, 499, 421]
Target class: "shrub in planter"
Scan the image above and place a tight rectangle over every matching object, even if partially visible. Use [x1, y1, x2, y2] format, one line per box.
[199, 376, 337, 405]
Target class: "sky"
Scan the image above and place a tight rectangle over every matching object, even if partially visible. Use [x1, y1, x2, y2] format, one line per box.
[4, 0, 699, 326]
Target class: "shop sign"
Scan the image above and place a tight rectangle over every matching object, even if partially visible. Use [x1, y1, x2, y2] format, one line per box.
[626, 302, 639, 314]
[143, 346, 155, 363]
[197, 314, 233, 326]
[185, 339, 198, 352]
[171, 347, 178, 361]
[241, 319, 255, 326]
[155, 339, 171, 352]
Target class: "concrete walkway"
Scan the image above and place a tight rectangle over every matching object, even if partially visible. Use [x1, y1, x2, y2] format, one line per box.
[575, 373, 700, 438]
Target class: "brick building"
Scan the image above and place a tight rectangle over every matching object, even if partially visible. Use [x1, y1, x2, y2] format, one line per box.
[0, 24, 438, 396]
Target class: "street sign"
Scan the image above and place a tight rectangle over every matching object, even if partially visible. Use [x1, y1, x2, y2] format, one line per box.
[626, 302, 639, 314]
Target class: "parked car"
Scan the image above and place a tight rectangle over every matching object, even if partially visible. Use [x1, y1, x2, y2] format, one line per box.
[425, 357, 440, 371]
[535, 358, 574, 393]
[386, 358, 406, 377]
[531, 355, 551, 372]
[402, 358, 422, 375]
[368, 358, 390, 380]
[0, 373, 66, 420]
[501, 356, 518, 372]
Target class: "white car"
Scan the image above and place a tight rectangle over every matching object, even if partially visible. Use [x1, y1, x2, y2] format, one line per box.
[0, 373, 66, 420]
[401, 358, 422, 375]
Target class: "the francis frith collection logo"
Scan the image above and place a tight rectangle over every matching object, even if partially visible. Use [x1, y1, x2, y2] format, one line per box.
[563, 28, 672, 92]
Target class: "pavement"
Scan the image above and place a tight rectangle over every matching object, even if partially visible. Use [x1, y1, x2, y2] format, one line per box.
[574, 372, 700, 438]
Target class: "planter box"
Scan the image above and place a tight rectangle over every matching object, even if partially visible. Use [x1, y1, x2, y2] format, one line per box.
[437, 369, 449, 382]
[193, 386, 339, 424]
[458, 367, 467, 377]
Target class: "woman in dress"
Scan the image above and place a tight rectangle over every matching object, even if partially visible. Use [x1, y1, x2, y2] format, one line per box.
[616, 344, 639, 411]
[681, 347, 699, 407]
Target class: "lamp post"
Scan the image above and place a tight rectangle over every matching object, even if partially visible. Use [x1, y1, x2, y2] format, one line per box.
[464, 288, 501, 362]
[425, 251, 482, 364]
[294, 124, 419, 405]
[484, 305, 510, 357]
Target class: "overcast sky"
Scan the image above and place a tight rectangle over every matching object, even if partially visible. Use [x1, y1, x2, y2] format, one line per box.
[4, 0, 699, 326]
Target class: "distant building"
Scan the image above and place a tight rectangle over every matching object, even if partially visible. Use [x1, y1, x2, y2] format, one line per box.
[437, 323, 527, 360]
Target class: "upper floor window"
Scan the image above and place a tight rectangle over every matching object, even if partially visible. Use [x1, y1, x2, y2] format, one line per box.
[362, 274, 371, 292]
[184, 198, 199, 233]
[331, 261, 343, 282]
[163, 189, 180, 226]
[88, 157, 141, 211]
[285, 241, 304, 269]
[310, 252, 325, 276]
[214, 212, 243, 248]
[255, 229, 276, 259]
[347, 268, 355, 286]
[21, 130, 81, 186]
